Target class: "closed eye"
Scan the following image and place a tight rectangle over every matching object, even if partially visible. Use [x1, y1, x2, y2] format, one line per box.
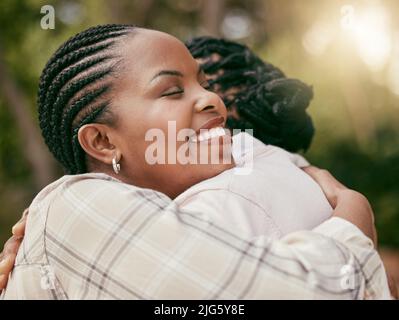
[161, 87, 184, 97]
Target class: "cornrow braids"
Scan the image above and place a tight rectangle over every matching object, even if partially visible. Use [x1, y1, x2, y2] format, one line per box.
[185, 36, 315, 152]
[37, 24, 135, 174]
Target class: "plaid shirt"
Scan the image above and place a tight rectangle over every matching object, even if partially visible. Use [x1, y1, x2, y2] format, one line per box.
[1, 173, 390, 299]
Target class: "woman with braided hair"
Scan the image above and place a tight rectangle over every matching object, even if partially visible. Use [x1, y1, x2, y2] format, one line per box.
[0, 25, 391, 299]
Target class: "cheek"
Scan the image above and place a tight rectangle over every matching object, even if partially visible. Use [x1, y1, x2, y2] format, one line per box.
[113, 106, 157, 164]
[150, 100, 194, 140]
[127, 107, 193, 163]
[118, 125, 147, 165]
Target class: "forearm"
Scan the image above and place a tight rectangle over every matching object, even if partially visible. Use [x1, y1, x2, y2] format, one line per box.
[42, 185, 373, 299]
[301, 166, 377, 246]
[332, 190, 377, 245]
[313, 217, 390, 299]
[138, 212, 386, 299]
[58, 196, 384, 299]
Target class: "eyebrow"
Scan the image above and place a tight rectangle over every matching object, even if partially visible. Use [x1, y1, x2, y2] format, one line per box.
[150, 66, 204, 83]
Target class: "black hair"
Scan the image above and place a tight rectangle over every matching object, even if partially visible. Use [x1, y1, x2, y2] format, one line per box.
[185, 36, 315, 152]
[38, 24, 135, 174]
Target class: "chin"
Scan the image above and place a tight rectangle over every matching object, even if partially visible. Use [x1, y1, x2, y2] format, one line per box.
[167, 161, 234, 199]
[194, 161, 235, 183]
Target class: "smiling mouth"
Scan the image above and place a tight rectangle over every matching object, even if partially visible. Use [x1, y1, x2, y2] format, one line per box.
[189, 115, 229, 143]
[190, 126, 228, 142]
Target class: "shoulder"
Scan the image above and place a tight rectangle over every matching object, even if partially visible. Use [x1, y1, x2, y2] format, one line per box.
[262, 145, 310, 167]
[231, 132, 311, 167]
[174, 169, 234, 205]
[62, 172, 137, 193]
[250, 142, 310, 168]
[45, 173, 172, 234]
[232, 132, 292, 165]
[56, 172, 169, 204]
[232, 132, 268, 161]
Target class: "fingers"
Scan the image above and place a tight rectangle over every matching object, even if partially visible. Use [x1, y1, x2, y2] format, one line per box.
[303, 166, 337, 207]
[12, 209, 28, 238]
[3, 236, 23, 256]
[0, 236, 22, 292]
[302, 166, 349, 208]
[0, 274, 8, 291]
[0, 255, 15, 276]
[302, 166, 332, 183]
[303, 166, 332, 182]
[0, 210, 28, 293]
[387, 273, 398, 300]
[0, 254, 16, 291]
[302, 165, 320, 175]
[303, 166, 347, 189]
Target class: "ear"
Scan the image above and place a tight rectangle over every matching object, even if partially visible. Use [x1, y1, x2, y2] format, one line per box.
[77, 123, 119, 166]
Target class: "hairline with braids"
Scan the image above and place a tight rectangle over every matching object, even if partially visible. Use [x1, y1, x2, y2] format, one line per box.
[38, 24, 137, 174]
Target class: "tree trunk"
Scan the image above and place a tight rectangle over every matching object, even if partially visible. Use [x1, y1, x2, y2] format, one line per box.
[0, 44, 58, 190]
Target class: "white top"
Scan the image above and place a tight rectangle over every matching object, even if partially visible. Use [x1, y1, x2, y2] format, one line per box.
[174, 132, 333, 239]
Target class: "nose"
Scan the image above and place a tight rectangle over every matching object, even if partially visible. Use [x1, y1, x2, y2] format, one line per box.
[194, 89, 226, 116]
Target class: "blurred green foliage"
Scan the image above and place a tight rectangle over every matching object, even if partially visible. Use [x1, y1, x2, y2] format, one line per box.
[0, 0, 398, 247]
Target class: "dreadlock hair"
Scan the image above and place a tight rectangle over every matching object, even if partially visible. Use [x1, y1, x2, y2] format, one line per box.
[185, 36, 315, 152]
[232, 78, 314, 152]
[38, 24, 135, 174]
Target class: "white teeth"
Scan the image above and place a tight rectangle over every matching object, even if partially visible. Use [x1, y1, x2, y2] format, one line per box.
[190, 134, 198, 142]
[209, 128, 218, 138]
[210, 127, 226, 138]
[190, 127, 226, 143]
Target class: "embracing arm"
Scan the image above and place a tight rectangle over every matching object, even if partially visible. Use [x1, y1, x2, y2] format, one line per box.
[0, 171, 392, 299]
[303, 166, 377, 245]
[37, 175, 388, 299]
[0, 209, 26, 289]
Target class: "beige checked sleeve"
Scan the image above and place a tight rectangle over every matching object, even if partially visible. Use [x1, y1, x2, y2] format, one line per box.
[37, 174, 389, 299]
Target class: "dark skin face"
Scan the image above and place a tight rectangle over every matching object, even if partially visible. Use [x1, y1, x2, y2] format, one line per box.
[78, 29, 235, 199]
